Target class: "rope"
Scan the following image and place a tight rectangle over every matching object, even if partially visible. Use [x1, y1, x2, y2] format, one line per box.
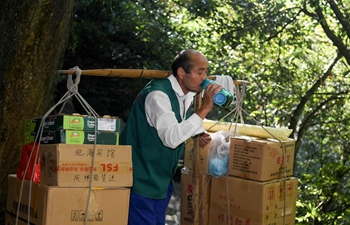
[16, 66, 99, 225]
[208, 80, 288, 225]
[198, 175, 212, 210]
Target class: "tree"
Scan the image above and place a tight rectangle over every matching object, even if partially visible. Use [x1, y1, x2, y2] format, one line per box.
[0, 1, 74, 223]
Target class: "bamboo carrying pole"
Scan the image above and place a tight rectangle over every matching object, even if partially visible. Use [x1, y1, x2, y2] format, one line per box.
[58, 68, 172, 79]
[58, 68, 243, 225]
[58, 68, 246, 85]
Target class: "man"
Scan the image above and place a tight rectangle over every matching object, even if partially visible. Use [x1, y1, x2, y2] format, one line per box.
[119, 49, 223, 225]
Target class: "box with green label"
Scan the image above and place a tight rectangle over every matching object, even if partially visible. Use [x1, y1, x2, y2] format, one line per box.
[24, 130, 119, 145]
[24, 117, 43, 132]
[24, 114, 121, 132]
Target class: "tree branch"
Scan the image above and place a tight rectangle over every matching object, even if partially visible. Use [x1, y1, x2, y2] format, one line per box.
[327, 0, 350, 39]
[295, 94, 346, 151]
[302, 0, 317, 18]
[289, 52, 342, 134]
[311, 0, 350, 65]
[264, 9, 303, 42]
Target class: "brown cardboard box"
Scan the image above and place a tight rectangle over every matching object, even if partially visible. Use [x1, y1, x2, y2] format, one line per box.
[5, 175, 130, 225]
[184, 137, 211, 174]
[180, 168, 211, 225]
[209, 176, 298, 225]
[228, 136, 295, 181]
[6, 175, 41, 225]
[40, 144, 132, 187]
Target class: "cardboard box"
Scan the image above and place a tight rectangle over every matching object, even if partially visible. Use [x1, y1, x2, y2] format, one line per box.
[24, 117, 42, 132]
[180, 168, 211, 225]
[40, 144, 132, 187]
[6, 175, 130, 225]
[228, 136, 295, 181]
[6, 175, 41, 225]
[209, 176, 298, 225]
[24, 130, 119, 145]
[24, 114, 121, 132]
[184, 137, 210, 174]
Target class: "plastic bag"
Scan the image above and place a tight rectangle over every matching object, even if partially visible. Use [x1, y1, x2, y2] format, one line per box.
[16, 142, 41, 183]
[208, 131, 232, 178]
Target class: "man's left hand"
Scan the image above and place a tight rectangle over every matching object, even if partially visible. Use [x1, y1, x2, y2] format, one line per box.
[199, 132, 211, 147]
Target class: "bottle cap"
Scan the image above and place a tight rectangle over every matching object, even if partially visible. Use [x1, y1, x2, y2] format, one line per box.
[214, 92, 227, 105]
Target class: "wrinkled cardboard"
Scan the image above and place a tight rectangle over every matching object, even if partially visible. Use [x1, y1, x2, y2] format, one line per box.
[6, 175, 130, 225]
[209, 176, 298, 225]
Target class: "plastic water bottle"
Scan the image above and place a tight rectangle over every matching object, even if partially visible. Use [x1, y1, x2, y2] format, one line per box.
[201, 78, 233, 108]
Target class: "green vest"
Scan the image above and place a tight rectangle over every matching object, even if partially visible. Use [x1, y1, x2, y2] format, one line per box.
[120, 78, 189, 199]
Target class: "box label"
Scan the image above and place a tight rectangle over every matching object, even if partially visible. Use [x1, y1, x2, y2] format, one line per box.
[40, 144, 132, 187]
[70, 210, 104, 222]
[228, 138, 295, 181]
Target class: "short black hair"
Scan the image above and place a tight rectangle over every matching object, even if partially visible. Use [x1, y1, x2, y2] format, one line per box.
[171, 49, 199, 77]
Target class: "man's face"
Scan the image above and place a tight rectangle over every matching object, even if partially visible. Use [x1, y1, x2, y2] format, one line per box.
[182, 53, 208, 93]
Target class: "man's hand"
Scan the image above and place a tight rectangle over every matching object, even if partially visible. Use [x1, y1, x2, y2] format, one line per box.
[199, 132, 211, 148]
[195, 82, 222, 119]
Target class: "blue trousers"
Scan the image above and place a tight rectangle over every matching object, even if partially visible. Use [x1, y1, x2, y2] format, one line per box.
[127, 184, 173, 225]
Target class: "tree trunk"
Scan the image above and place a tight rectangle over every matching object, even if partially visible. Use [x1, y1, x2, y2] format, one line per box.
[0, 1, 74, 223]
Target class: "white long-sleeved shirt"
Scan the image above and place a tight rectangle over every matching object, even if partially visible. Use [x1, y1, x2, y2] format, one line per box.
[145, 75, 205, 149]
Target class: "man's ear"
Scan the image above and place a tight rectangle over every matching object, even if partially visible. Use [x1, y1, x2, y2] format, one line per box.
[177, 67, 186, 79]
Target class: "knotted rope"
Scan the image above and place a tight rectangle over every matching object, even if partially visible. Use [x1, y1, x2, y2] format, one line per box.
[17, 66, 99, 225]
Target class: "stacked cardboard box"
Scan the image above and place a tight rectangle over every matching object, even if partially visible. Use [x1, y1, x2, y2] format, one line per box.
[180, 168, 211, 225]
[228, 136, 295, 181]
[181, 122, 298, 225]
[209, 135, 298, 225]
[181, 136, 212, 225]
[6, 114, 132, 225]
[5, 174, 131, 225]
[209, 175, 298, 225]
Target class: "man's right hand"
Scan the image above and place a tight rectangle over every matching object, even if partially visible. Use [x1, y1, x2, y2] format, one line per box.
[195, 82, 223, 119]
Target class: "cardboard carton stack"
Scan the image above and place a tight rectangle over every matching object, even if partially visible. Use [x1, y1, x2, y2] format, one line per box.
[180, 168, 211, 225]
[6, 114, 132, 225]
[181, 135, 212, 225]
[181, 122, 298, 225]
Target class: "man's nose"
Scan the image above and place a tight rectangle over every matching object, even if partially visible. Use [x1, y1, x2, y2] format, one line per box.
[202, 71, 207, 79]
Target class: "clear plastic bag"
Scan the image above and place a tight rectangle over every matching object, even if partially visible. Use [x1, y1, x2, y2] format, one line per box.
[208, 131, 232, 178]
